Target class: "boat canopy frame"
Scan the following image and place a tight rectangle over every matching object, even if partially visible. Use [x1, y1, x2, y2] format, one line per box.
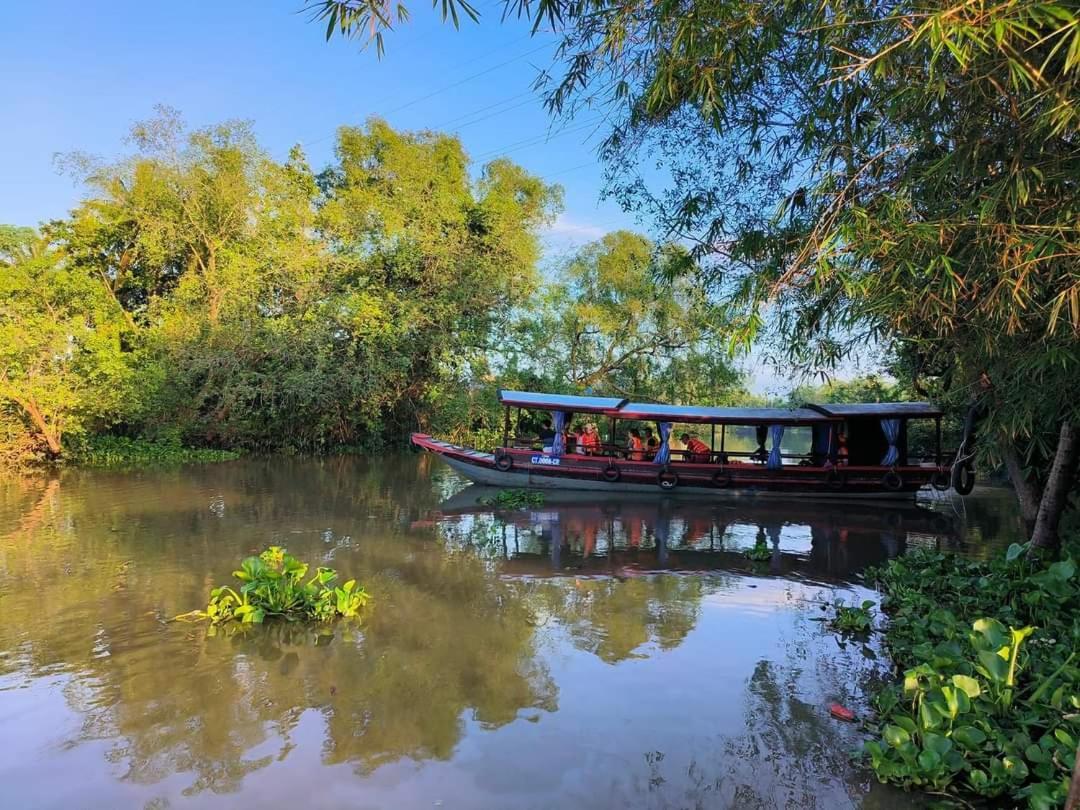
[496, 390, 946, 467]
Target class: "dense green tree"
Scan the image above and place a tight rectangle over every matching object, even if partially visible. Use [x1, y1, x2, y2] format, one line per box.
[0, 228, 133, 458]
[503, 230, 744, 402]
[20, 112, 561, 455]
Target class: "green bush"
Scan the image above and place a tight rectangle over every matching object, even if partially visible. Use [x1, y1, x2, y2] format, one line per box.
[72, 435, 240, 467]
[861, 546, 1079, 808]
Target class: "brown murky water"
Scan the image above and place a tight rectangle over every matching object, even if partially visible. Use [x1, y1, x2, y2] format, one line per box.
[0, 454, 1022, 809]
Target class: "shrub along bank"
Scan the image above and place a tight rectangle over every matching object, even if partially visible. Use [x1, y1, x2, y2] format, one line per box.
[863, 544, 1079, 808]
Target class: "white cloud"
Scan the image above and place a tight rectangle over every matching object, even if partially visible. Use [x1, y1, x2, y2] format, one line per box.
[542, 214, 608, 242]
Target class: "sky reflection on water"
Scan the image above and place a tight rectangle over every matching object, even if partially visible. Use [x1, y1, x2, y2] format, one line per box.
[0, 455, 1018, 809]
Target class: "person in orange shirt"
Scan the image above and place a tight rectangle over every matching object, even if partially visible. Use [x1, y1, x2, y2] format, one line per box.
[837, 432, 850, 466]
[680, 432, 711, 463]
[579, 422, 601, 455]
[627, 428, 644, 461]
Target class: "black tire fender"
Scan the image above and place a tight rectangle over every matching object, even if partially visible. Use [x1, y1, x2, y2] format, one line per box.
[494, 453, 513, 472]
[711, 468, 731, 488]
[951, 463, 975, 496]
[882, 470, 904, 491]
[602, 464, 621, 483]
[657, 468, 679, 490]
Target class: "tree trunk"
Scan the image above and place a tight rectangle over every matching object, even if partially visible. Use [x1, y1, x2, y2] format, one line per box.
[1001, 439, 1041, 527]
[1066, 747, 1080, 810]
[18, 396, 63, 457]
[1029, 421, 1078, 557]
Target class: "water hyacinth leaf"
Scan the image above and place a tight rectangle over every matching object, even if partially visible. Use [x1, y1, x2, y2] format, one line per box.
[1002, 756, 1029, 781]
[917, 749, 941, 771]
[952, 726, 987, 749]
[884, 724, 911, 748]
[951, 674, 981, 698]
[1047, 559, 1075, 582]
[923, 732, 953, 757]
[972, 618, 1007, 650]
[1005, 543, 1025, 562]
[942, 685, 970, 716]
[891, 715, 918, 734]
[919, 701, 941, 729]
[977, 649, 1009, 682]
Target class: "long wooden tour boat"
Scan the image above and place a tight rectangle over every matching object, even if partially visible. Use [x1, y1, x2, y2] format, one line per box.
[411, 390, 971, 500]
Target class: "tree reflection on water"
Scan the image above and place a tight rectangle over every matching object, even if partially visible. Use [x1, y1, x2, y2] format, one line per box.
[0, 458, 1009, 807]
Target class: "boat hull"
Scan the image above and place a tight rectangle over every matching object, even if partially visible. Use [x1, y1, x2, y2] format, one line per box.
[414, 434, 937, 502]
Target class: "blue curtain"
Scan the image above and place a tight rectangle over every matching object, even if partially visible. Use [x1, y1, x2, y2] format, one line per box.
[767, 424, 785, 469]
[880, 418, 900, 466]
[552, 411, 566, 456]
[654, 422, 672, 464]
[812, 424, 834, 460]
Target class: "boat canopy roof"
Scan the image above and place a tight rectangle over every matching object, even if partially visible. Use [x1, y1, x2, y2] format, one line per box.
[498, 390, 942, 423]
[498, 389, 628, 414]
[806, 402, 943, 419]
[615, 402, 834, 425]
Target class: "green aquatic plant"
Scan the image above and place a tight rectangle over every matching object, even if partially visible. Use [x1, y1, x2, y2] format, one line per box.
[828, 600, 875, 635]
[478, 489, 546, 509]
[743, 540, 771, 562]
[181, 546, 369, 626]
[863, 546, 1079, 808]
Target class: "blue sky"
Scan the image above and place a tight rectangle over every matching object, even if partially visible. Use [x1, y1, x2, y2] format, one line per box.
[1, 1, 880, 395]
[1, 0, 632, 255]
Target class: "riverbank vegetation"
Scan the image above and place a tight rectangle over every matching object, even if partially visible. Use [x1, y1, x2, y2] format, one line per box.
[1, 111, 759, 469]
[865, 545, 1079, 808]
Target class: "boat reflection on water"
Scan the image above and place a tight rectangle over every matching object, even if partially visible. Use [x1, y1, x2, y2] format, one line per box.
[437, 486, 960, 583]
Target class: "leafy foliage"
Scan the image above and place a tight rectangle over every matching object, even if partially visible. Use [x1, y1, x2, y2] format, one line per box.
[864, 547, 1079, 806]
[0, 227, 134, 459]
[71, 435, 240, 468]
[197, 546, 370, 627]
[743, 539, 771, 562]
[2, 111, 562, 461]
[502, 231, 745, 403]
[828, 600, 875, 635]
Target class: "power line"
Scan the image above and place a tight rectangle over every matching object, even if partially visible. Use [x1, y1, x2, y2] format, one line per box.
[473, 117, 606, 161]
[297, 40, 551, 151]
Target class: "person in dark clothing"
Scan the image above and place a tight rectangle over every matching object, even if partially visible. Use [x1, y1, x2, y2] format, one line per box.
[538, 416, 556, 451]
[643, 427, 659, 460]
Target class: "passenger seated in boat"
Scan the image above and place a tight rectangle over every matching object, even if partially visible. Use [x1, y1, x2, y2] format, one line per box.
[566, 425, 582, 454]
[680, 433, 711, 463]
[538, 417, 556, 453]
[627, 428, 644, 461]
[643, 427, 659, 460]
[837, 433, 849, 466]
[579, 422, 601, 455]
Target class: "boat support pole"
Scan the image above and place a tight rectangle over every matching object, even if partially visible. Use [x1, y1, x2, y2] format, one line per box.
[935, 416, 942, 466]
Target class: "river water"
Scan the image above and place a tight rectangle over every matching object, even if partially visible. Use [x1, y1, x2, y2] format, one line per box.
[0, 454, 1023, 809]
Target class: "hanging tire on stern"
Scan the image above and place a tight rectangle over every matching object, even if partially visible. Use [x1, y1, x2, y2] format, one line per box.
[951, 462, 975, 495]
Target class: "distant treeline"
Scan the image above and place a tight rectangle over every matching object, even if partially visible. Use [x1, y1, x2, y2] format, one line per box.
[1, 111, 760, 466]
